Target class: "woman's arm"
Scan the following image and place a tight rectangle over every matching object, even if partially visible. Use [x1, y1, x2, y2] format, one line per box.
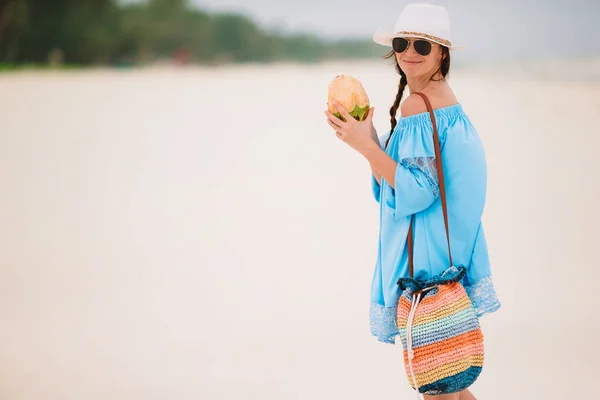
[370, 125, 383, 186]
[363, 144, 398, 190]
[367, 93, 436, 197]
[326, 99, 438, 217]
[363, 142, 439, 218]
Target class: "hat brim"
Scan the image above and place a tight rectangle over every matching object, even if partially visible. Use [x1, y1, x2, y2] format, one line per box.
[372, 28, 466, 51]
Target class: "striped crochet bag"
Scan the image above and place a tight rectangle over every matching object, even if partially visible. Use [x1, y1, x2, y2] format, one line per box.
[396, 92, 484, 397]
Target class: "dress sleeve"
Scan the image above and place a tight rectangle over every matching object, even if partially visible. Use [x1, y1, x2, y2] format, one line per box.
[465, 224, 501, 317]
[383, 123, 441, 218]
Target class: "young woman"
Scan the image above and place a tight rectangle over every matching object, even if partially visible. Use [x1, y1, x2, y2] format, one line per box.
[324, 4, 500, 400]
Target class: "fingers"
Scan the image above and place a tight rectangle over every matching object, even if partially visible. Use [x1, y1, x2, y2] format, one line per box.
[325, 109, 345, 125]
[333, 101, 354, 122]
[324, 110, 345, 128]
[330, 102, 374, 124]
[324, 112, 345, 141]
[367, 107, 375, 121]
[326, 117, 342, 131]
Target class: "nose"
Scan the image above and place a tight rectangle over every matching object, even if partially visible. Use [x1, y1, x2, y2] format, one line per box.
[405, 42, 419, 57]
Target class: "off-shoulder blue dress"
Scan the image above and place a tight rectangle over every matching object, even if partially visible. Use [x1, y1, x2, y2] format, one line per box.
[370, 104, 501, 345]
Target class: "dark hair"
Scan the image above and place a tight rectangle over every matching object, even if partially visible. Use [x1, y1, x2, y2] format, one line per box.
[383, 46, 451, 148]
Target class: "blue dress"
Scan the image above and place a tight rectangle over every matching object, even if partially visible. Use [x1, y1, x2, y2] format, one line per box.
[370, 104, 501, 345]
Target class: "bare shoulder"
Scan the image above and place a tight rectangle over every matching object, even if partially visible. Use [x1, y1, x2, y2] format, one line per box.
[401, 88, 459, 117]
[400, 93, 429, 117]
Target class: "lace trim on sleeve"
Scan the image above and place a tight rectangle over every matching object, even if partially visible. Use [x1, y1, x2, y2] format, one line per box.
[465, 275, 501, 317]
[369, 303, 399, 344]
[399, 156, 439, 198]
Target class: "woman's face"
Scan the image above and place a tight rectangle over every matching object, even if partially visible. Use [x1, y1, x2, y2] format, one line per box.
[394, 38, 444, 78]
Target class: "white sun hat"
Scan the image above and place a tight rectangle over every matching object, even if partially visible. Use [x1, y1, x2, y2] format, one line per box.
[373, 3, 466, 51]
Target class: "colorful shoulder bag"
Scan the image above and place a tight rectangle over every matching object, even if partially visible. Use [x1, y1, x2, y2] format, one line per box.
[396, 92, 484, 397]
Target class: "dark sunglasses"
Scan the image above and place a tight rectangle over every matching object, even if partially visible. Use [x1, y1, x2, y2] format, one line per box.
[392, 37, 432, 56]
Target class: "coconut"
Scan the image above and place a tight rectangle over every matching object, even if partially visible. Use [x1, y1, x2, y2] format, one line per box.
[327, 74, 370, 122]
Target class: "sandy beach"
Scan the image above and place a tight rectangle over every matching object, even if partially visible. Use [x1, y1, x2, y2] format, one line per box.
[0, 59, 598, 399]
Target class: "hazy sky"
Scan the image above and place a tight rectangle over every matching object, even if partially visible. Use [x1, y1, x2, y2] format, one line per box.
[193, 0, 600, 61]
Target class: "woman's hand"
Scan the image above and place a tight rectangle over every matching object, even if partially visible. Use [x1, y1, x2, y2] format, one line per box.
[324, 101, 378, 156]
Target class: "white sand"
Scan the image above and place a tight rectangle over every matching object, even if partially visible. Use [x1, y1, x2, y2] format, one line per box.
[0, 60, 598, 399]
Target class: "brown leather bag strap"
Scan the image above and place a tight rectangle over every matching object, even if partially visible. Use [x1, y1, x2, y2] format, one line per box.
[407, 92, 453, 277]
[407, 218, 414, 277]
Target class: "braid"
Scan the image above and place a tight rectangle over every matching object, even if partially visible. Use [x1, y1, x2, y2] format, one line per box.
[385, 73, 407, 148]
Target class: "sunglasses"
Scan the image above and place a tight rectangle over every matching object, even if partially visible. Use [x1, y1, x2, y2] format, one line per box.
[392, 37, 433, 56]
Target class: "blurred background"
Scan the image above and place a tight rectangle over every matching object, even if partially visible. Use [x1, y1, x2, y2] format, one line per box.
[0, 1, 599, 399]
[1, 0, 599, 68]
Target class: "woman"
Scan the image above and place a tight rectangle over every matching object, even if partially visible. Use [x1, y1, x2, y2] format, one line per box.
[324, 4, 500, 400]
